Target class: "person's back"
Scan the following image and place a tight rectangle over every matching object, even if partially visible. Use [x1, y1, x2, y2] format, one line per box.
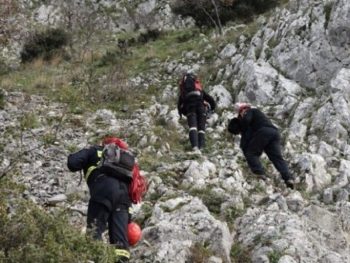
[240, 108, 276, 134]
[177, 73, 216, 151]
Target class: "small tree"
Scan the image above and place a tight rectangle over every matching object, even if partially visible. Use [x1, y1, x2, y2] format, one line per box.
[171, 0, 279, 30]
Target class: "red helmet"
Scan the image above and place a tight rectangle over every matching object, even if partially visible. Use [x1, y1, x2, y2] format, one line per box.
[128, 222, 142, 246]
[102, 137, 128, 150]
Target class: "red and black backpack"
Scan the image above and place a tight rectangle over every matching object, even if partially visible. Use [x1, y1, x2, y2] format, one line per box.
[179, 73, 203, 98]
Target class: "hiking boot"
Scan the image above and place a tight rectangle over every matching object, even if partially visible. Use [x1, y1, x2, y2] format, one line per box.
[285, 179, 295, 189]
[192, 147, 202, 155]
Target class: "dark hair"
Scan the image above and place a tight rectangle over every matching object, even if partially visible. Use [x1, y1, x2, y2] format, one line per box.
[228, 117, 241, 135]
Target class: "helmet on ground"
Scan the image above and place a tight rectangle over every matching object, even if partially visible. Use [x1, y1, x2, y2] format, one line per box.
[102, 136, 128, 150]
[128, 222, 142, 246]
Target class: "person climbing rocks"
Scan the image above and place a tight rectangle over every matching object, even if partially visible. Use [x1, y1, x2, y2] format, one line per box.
[228, 103, 295, 189]
[67, 136, 145, 263]
[177, 72, 216, 153]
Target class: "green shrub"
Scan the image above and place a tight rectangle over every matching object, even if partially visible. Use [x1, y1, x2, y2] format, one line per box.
[268, 250, 283, 263]
[171, 0, 279, 27]
[190, 188, 225, 215]
[0, 179, 116, 263]
[20, 113, 39, 130]
[20, 28, 70, 62]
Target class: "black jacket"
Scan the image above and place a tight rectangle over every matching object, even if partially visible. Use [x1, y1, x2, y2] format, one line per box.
[239, 108, 276, 134]
[177, 91, 216, 116]
[228, 108, 276, 151]
[67, 146, 102, 185]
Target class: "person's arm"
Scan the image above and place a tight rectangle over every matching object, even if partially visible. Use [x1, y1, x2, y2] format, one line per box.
[228, 117, 241, 135]
[177, 95, 184, 117]
[203, 91, 216, 111]
[67, 147, 94, 172]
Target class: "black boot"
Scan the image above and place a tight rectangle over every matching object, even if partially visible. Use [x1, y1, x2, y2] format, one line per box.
[189, 129, 198, 149]
[198, 131, 205, 149]
[285, 179, 295, 189]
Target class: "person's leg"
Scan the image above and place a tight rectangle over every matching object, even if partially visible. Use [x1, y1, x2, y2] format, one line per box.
[264, 133, 294, 188]
[187, 112, 199, 149]
[86, 200, 109, 240]
[197, 105, 207, 149]
[243, 148, 265, 176]
[244, 130, 271, 177]
[108, 181, 131, 263]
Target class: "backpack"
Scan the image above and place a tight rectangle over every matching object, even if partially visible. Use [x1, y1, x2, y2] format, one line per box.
[100, 143, 147, 204]
[99, 143, 135, 181]
[180, 73, 203, 98]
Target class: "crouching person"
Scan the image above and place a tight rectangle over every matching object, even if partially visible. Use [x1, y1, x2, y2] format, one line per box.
[67, 136, 144, 263]
[228, 103, 295, 189]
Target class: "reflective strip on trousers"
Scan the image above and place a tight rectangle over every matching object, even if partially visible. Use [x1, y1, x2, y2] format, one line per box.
[189, 127, 197, 131]
[115, 249, 130, 259]
[198, 130, 205, 134]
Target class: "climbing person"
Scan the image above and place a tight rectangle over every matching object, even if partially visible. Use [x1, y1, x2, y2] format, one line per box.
[67, 136, 147, 263]
[228, 103, 295, 189]
[177, 72, 216, 152]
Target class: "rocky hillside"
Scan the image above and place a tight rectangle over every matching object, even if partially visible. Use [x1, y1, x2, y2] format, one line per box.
[1, 0, 350, 262]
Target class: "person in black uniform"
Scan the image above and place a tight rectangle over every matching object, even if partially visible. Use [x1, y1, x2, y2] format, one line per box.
[67, 136, 136, 263]
[177, 73, 216, 152]
[228, 103, 295, 189]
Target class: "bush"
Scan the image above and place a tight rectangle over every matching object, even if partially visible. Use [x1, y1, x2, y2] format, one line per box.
[171, 0, 279, 27]
[0, 179, 116, 263]
[20, 28, 70, 62]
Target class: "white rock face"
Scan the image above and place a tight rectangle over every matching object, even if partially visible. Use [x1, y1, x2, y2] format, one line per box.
[219, 44, 237, 59]
[209, 84, 233, 109]
[296, 153, 331, 192]
[133, 197, 233, 263]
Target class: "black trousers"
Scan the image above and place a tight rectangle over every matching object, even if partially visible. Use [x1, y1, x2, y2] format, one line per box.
[186, 102, 207, 149]
[243, 127, 292, 181]
[87, 174, 130, 250]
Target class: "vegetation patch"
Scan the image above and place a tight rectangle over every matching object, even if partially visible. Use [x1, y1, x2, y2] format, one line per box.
[21, 28, 70, 63]
[0, 178, 116, 263]
[230, 242, 252, 263]
[20, 113, 39, 130]
[190, 188, 225, 215]
[268, 250, 283, 263]
[171, 0, 280, 29]
[189, 242, 213, 263]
